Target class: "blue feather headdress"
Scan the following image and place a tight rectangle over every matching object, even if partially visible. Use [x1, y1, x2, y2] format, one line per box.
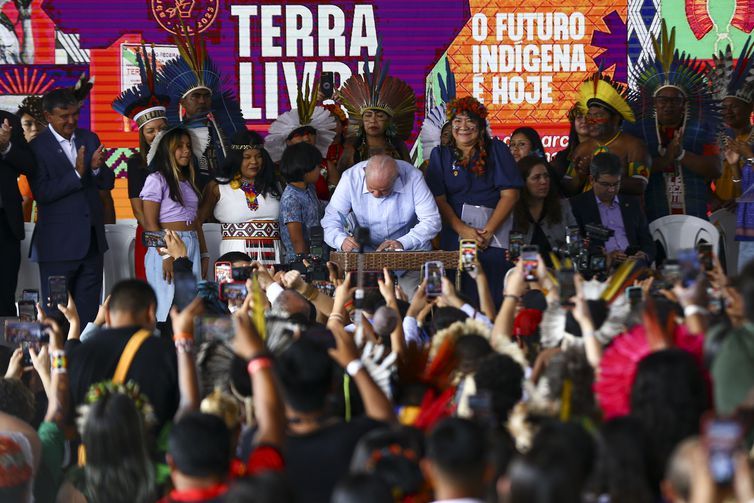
[111, 43, 170, 128]
[156, 23, 244, 141]
[627, 21, 720, 156]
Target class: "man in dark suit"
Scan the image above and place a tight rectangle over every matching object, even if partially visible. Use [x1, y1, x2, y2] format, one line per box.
[0, 111, 36, 316]
[570, 152, 655, 266]
[28, 88, 113, 324]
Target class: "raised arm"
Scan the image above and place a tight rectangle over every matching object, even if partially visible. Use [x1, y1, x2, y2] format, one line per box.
[170, 297, 204, 419]
[233, 298, 285, 448]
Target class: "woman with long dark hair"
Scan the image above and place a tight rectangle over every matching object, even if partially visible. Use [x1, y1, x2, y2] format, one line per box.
[197, 130, 283, 265]
[140, 127, 206, 321]
[508, 126, 546, 163]
[512, 155, 577, 258]
[59, 390, 155, 503]
[426, 96, 523, 306]
[126, 119, 168, 279]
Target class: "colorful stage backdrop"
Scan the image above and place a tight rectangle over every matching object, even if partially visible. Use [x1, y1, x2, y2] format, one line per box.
[0, 0, 751, 218]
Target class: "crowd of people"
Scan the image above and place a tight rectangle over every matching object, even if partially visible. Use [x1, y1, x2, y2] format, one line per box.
[2, 20, 754, 503]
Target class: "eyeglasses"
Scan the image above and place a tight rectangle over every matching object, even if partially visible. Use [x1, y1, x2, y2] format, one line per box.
[654, 96, 685, 106]
[594, 180, 621, 190]
[451, 118, 478, 130]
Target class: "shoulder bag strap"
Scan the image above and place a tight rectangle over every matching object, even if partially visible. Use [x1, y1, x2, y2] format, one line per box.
[112, 329, 152, 385]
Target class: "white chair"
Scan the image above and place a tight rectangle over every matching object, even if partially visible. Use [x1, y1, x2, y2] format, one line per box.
[15, 222, 40, 299]
[102, 223, 137, 301]
[648, 215, 721, 260]
[202, 223, 223, 269]
[709, 209, 739, 276]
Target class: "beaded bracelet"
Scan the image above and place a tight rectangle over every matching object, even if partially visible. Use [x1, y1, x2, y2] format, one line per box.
[173, 332, 192, 341]
[175, 339, 194, 354]
[50, 351, 67, 374]
[247, 357, 272, 375]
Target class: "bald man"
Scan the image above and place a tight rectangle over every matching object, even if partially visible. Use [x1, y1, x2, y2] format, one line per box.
[323, 155, 440, 252]
[322, 155, 441, 294]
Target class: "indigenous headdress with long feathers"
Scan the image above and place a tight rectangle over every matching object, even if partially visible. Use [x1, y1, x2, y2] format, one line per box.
[420, 58, 456, 159]
[577, 71, 635, 122]
[709, 38, 754, 104]
[156, 23, 244, 137]
[112, 44, 170, 129]
[627, 20, 720, 154]
[264, 74, 337, 163]
[337, 46, 417, 142]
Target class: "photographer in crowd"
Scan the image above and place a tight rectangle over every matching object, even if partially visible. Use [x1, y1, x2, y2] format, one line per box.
[570, 152, 655, 267]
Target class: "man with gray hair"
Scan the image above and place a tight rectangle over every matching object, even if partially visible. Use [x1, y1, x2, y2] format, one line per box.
[322, 155, 441, 295]
[322, 155, 441, 253]
[569, 152, 654, 265]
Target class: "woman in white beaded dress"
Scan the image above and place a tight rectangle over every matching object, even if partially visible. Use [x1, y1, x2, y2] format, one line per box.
[197, 130, 283, 264]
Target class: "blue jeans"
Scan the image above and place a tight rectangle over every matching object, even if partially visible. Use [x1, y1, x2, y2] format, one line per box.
[145, 230, 201, 321]
[739, 241, 754, 272]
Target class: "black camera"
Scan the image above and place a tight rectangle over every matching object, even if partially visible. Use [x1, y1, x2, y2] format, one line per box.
[553, 225, 613, 280]
[584, 223, 615, 245]
[287, 226, 329, 282]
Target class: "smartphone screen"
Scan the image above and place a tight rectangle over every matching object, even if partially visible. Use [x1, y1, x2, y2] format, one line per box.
[698, 243, 714, 271]
[214, 262, 232, 284]
[459, 239, 477, 271]
[320, 71, 335, 99]
[558, 268, 576, 306]
[566, 226, 582, 255]
[677, 248, 701, 287]
[231, 265, 254, 281]
[349, 271, 381, 289]
[142, 230, 167, 248]
[194, 315, 234, 345]
[5, 321, 50, 366]
[221, 282, 248, 302]
[173, 271, 197, 311]
[625, 286, 643, 306]
[662, 260, 681, 286]
[48, 276, 67, 307]
[521, 245, 539, 282]
[705, 418, 743, 485]
[589, 254, 607, 273]
[22, 289, 39, 303]
[17, 301, 37, 322]
[509, 232, 524, 260]
[424, 261, 444, 297]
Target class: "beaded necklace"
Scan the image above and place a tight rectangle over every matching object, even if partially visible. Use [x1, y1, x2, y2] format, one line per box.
[234, 177, 259, 211]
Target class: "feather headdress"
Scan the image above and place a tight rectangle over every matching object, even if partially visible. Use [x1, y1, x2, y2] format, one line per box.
[709, 38, 754, 104]
[112, 44, 170, 129]
[420, 59, 456, 159]
[337, 45, 416, 141]
[157, 22, 244, 139]
[593, 295, 705, 419]
[627, 20, 720, 155]
[264, 74, 337, 163]
[577, 71, 635, 122]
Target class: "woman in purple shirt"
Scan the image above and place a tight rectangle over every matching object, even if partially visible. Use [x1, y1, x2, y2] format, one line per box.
[140, 127, 207, 321]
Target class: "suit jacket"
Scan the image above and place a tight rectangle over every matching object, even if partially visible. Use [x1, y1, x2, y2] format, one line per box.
[570, 190, 655, 262]
[28, 127, 115, 262]
[0, 110, 36, 241]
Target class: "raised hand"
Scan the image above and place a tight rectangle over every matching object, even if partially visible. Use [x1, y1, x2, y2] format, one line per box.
[91, 144, 106, 169]
[75, 146, 87, 177]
